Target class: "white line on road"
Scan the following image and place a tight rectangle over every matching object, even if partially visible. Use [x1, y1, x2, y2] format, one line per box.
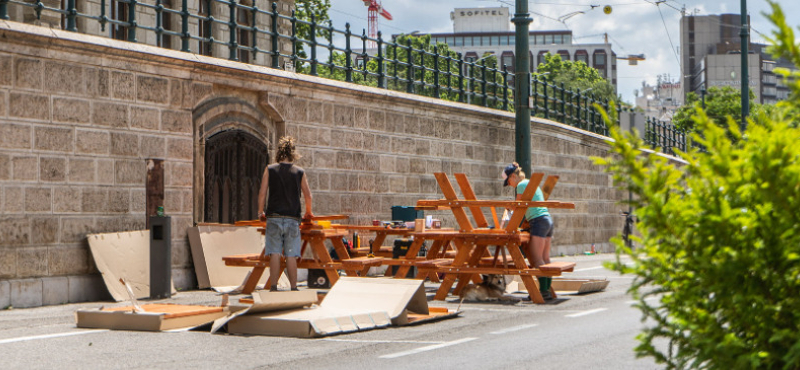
[565, 308, 608, 318]
[379, 337, 478, 359]
[321, 339, 444, 344]
[489, 323, 539, 335]
[0, 329, 109, 345]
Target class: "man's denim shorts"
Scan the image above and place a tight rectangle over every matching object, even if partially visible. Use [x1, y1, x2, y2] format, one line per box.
[264, 217, 301, 258]
[528, 215, 554, 238]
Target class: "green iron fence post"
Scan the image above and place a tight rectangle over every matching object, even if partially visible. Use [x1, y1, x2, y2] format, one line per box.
[290, 11, 298, 67]
[481, 60, 487, 107]
[250, 4, 258, 60]
[376, 31, 384, 88]
[543, 79, 549, 119]
[446, 55, 452, 93]
[576, 89, 583, 129]
[502, 65, 509, 111]
[66, 0, 77, 31]
[127, 0, 138, 42]
[180, 0, 189, 51]
[271, 2, 279, 68]
[344, 23, 352, 83]
[406, 39, 413, 94]
[457, 54, 465, 103]
[327, 20, 334, 74]
[0, 0, 8, 20]
[589, 94, 596, 133]
[361, 29, 368, 79]
[156, 0, 163, 47]
[309, 13, 317, 75]
[228, 0, 238, 61]
[560, 82, 565, 123]
[433, 46, 440, 99]
[532, 75, 538, 116]
[100, 0, 107, 31]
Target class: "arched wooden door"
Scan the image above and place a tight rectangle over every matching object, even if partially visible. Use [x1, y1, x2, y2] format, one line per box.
[204, 130, 269, 224]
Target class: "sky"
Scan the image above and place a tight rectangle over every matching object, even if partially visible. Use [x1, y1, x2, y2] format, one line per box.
[328, 0, 800, 104]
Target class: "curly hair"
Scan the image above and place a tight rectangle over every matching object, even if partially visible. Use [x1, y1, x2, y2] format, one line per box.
[510, 161, 526, 180]
[275, 136, 300, 163]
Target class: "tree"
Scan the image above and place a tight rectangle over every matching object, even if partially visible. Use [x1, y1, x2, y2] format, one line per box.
[294, 0, 332, 61]
[593, 2, 800, 368]
[534, 53, 616, 103]
[672, 86, 758, 131]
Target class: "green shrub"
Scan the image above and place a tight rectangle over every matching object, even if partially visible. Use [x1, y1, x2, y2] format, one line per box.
[594, 3, 800, 368]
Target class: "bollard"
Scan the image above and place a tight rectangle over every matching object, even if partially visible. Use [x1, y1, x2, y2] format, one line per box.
[149, 214, 172, 299]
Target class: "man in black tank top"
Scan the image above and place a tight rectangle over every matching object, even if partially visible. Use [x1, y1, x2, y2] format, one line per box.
[257, 137, 314, 292]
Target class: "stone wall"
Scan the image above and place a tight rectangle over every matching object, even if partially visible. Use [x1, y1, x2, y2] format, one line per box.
[0, 20, 631, 308]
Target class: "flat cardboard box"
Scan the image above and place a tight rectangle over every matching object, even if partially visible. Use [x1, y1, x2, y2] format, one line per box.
[87, 230, 176, 301]
[506, 277, 609, 294]
[223, 277, 459, 338]
[76, 304, 229, 331]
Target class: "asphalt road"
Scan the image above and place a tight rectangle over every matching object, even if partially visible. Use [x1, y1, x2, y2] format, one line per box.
[1, 253, 662, 369]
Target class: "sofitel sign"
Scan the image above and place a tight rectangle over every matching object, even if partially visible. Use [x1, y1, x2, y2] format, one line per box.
[459, 9, 507, 17]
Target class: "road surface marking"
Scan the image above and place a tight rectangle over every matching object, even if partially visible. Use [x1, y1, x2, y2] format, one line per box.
[573, 266, 606, 272]
[0, 329, 109, 345]
[379, 337, 478, 359]
[321, 339, 443, 344]
[489, 323, 538, 335]
[565, 308, 608, 318]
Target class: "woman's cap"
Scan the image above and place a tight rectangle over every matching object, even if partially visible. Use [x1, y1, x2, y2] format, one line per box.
[502, 163, 517, 186]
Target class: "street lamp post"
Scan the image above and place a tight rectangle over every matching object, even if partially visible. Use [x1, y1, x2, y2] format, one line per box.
[740, 0, 749, 131]
[513, 0, 532, 176]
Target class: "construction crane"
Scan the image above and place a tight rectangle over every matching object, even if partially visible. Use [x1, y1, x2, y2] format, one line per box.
[362, 0, 392, 48]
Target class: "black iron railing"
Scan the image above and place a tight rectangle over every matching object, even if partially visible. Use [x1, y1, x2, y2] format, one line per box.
[1, 0, 624, 133]
[644, 116, 688, 155]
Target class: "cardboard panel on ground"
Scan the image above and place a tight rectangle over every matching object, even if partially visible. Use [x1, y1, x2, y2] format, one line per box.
[87, 231, 176, 301]
[76, 304, 229, 331]
[221, 277, 460, 338]
[188, 224, 292, 291]
[506, 277, 609, 294]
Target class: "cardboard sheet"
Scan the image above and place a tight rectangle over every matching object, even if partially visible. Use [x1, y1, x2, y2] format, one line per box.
[76, 304, 229, 331]
[188, 225, 290, 291]
[506, 277, 610, 294]
[87, 230, 176, 301]
[222, 277, 458, 338]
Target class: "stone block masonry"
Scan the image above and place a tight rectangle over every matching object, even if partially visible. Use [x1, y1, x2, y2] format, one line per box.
[0, 20, 663, 307]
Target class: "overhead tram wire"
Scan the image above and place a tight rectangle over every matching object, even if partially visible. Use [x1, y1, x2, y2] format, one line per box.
[649, 0, 681, 66]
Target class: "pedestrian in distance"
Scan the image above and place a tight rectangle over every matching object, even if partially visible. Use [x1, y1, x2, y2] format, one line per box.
[501, 162, 555, 299]
[257, 136, 314, 292]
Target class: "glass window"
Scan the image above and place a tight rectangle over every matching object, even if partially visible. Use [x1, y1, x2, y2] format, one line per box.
[535, 35, 544, 45]
[447, 39, 455, 47]
[493, 36, 501, 46]
[509, 35, 515, 45]
[464, 37, 472, 47]
[594, 52, 606, 65]
[553, 35, 562, 44]
[545, 34, 553, 44]
[454, 37, 463, 47]
[563, 35, 571, 44]
[482, 36, 491, 46]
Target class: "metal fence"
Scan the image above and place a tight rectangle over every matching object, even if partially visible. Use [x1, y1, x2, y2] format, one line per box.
[1, 0, 623, 133]
[644, 116, 688, 155]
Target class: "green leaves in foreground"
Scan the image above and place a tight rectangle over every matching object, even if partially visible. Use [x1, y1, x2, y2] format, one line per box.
[593, 3, 800, 368]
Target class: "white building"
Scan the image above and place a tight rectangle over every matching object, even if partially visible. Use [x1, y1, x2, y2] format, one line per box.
[635, 76, 682, 121]
[433, 7, 617, 88]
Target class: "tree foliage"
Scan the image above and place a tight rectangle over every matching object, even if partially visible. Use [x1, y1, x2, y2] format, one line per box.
[672, 86, 759, 131]
[534, 53, 617, 103]
[593, 2, 800, 368]
[294, 0, 332, 59]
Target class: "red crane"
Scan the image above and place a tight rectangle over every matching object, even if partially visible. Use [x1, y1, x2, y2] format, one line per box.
[362, 0, 392, 48]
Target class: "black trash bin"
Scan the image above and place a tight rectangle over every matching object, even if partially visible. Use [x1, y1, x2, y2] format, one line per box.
[149, 215, 172, 299]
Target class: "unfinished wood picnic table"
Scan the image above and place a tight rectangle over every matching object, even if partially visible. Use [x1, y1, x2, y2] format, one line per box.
[408, 172, 577, 304]
[221, 216, 384, 294]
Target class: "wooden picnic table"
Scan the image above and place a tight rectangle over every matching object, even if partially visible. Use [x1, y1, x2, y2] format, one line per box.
[221, 216, 383, 294]
[409, 172, 576, 304]
[331, 225, 415, 256]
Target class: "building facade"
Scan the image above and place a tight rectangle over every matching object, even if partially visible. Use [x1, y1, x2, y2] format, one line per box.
[434, 7, 617, 88]
[680, 13, 792, 105]
[635, 76, 682, 121]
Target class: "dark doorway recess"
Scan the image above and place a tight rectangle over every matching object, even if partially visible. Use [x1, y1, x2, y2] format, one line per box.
[204, 130, 268, 224]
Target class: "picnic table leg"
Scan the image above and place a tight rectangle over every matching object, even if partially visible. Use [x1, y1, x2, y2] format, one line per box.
[433, 239, 472, 300]
[393, 238, 424, 278]
[508, 241, 545, 304]
[452, 244, 488, 296]
[241, 265, 266, 294]
[371, 233, 388, 254]
[309, 236, 339, 286]
[330, 237, 359, 276]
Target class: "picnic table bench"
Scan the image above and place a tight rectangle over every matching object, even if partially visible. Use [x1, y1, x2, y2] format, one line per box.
[403, 172, 576, 303]
[221, 216, 384, 294]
